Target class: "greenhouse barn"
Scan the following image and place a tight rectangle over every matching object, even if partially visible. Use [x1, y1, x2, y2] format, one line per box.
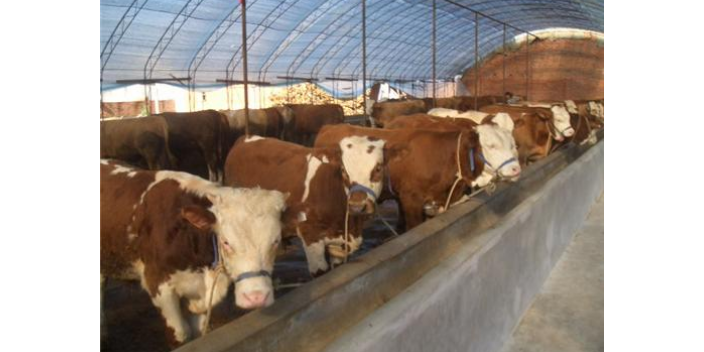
[99, 0, 604, 351]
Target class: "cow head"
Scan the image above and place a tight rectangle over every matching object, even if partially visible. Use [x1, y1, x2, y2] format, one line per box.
[199, 188, 286, 310]
[550, 105, 574, 139]
[474, 113, 521, 186]
[337, 136, 386, 214]
[587, 101, 604, 122]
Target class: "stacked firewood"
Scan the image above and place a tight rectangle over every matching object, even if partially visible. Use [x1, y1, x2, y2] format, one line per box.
[268, 83, 368, 116]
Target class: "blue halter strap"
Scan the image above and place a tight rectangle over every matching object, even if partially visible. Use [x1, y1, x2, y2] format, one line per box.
[478, 152, 517, 175]
[349, 183, 377, 201]
[212, 234, 272, 283]
[469, 148, 476, 172]
[211, 233, 220, 269]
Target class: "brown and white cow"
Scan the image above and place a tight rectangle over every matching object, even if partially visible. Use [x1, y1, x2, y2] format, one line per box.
[384, 113, 521, 187]
[224, 135, 386, 274]
[480, 104, 566, 165]
[100, 116, 175, 171]
[513, 102, 575, 140]
[282, 104, 345, 146]
[100, 160, 286, 344]
[157, 110, 230, 182]
[316, 125, 492, 230]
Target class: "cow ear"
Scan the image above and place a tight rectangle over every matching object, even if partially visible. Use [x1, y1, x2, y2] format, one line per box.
[491, 113, 514, 132]
[181, 205, 216, 231]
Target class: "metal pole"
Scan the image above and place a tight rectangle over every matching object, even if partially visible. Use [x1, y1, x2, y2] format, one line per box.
[432, 0, 436, 102]
[241, 0, 250, 137]
[362, 0, 368, 125]
[525, 32, 529, 101]
[474, 11, 478, 109]
[502, 24, 506, 99]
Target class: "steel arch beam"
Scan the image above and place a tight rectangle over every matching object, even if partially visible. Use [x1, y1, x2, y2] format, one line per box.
[101, 0, 150, 77]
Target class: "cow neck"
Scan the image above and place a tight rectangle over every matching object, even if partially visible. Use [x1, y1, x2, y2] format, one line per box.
[444, 131, 481, 211]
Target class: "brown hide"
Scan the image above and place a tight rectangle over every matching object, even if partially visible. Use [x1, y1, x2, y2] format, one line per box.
[221, 107, 285, 142]
[157, 110, 229, 181]
[283, 104, 345, 146]
[371, 100, 427, 127]
[384, 113, 478, 130]
[423, 96, 504, 111]
[100, 116, 175, 170]
[315, 125, 484, 230]
[480, 105, 553, 165]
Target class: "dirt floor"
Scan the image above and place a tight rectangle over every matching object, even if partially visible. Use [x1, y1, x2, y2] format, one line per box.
[101, 200, 401, 352]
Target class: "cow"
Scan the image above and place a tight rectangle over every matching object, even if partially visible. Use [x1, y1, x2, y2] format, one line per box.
[224, 135, 386, 275]
[100, 159, 286, 345]
[157, 110, 230, 182]
[282, 104, 345, 146]
[316, 124, 518, 230]
[479, 105, 560, 165]
[566, 100, 604, 129]
[384, 113, 521, 188]
[220, 106, 294, 141]
[509, 102, 575, 140]
[371, 99, 427, 127]
[100, 116, 175, 171]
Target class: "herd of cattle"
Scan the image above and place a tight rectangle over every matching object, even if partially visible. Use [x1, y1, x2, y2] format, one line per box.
[100, 96, 604, 346]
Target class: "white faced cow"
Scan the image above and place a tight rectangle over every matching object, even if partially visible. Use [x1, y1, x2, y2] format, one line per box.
[338, 135, 386, 213]
[519, 102, 575, 140]
[471, 113, 522, 187]
[101, 160, 287, 344]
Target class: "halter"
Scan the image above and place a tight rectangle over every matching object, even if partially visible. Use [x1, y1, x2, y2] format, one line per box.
[210, 233, 271, 282]
[349, 183, 377, 201]
[477, 152, 517, 177]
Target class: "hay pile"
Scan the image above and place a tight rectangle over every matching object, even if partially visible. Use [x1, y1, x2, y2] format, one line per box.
[269, 83, 368, 116]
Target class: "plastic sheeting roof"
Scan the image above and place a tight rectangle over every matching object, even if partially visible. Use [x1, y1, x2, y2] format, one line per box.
[100, 0, 604, 86]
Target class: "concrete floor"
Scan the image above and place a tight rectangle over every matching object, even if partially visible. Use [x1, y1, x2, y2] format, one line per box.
[500, 193, 604, 352]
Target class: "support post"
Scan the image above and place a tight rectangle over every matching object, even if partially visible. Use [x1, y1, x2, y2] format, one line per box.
[362, 0, 369, 125]
[503, 24, 506, 99]
[241, 0, 250, 137]
[525, 32, 530, 101]
[432, 0, 436, 102]
[474, 11, 479, 109]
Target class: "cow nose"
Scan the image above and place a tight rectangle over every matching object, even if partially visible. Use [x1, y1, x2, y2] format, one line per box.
[511, 166, 521, 176]
[565, 129, 575, 137]
[242, 291, 269, 308]
[348, 201, 366, 214]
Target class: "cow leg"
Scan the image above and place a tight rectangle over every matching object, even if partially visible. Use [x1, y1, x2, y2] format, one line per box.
[300, 237, 329, 276]
[152, 284, 191, 344]
[399, 194, 425, 230]
[100, 275, 107, 341]
[393, 199, 407, 233]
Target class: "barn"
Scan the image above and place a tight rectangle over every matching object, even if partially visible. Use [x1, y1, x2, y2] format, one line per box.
[98, 1, 604, 352]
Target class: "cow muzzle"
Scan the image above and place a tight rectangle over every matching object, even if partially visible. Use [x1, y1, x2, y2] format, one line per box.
[234, 271, 274, 309]
[563, 127, 575, 137]
[423, 201, 442, 217]
[348, 184, 378, 214]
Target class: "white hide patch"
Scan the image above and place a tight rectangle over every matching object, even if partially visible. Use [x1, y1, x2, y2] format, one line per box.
[110, 164, 135, 176]
[302, 154, 324, 202]
[100, 159, 109, 165]
[339, 136, 386, 198]
[550, 105, 573, 138]
[474, 124, 520, 184]
[245, 135, 265, 143]
[564, 100, 579, 114]
[588, 101, 604, 120]
[427, 108, 460, 117]
[300, 234, 364, 274]
[490, 113, 514, 132]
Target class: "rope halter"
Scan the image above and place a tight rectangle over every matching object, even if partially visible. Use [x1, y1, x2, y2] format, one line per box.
[477, 152, 517, 179]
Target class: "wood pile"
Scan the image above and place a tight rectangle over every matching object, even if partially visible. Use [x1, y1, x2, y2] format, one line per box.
[268, 82, 369, 116]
